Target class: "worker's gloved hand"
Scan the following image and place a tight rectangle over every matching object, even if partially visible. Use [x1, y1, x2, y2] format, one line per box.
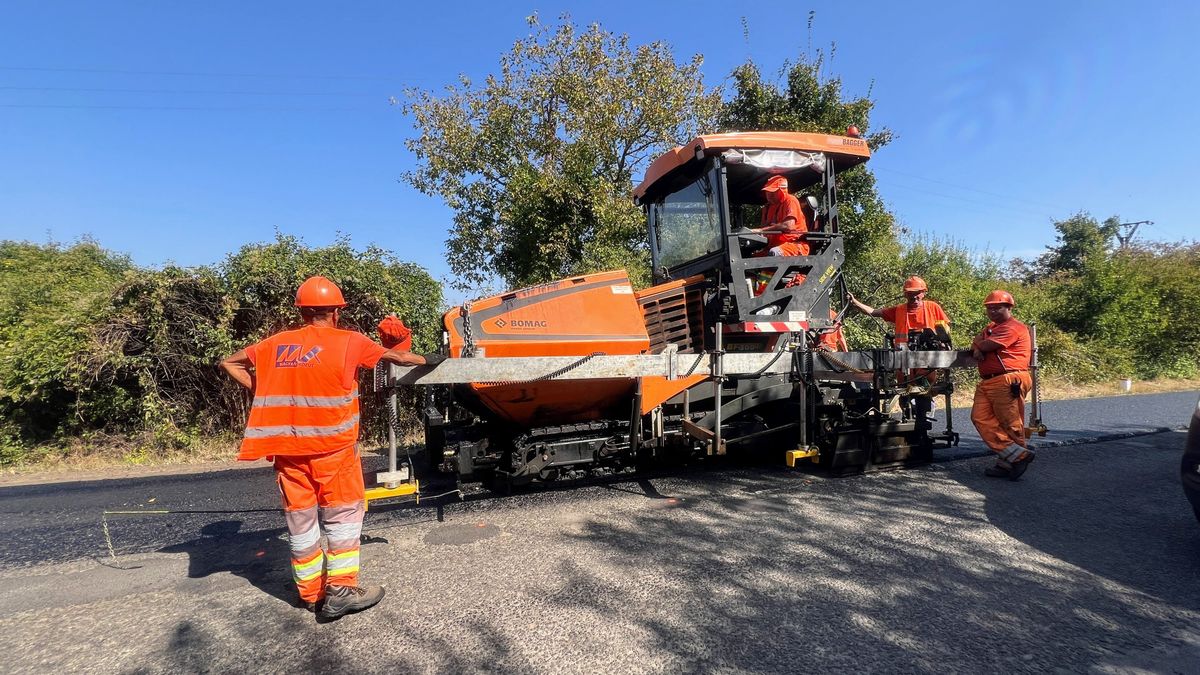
[1009, 381, 1022, 399]
[421, 352, 446, 366]
[378, 315, 412, 351]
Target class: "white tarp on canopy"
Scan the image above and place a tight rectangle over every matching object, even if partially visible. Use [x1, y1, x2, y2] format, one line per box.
[723, 149, 826, 172]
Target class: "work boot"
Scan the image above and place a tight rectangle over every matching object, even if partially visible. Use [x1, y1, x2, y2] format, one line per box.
[984, 464, 1011, 478]
[1007, 453, 1035, 481]
[318, 584, 385, 621]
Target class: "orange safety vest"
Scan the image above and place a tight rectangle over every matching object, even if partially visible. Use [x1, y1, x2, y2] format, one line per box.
[887, 301, 948, 345]
[239, 326, 363, 460]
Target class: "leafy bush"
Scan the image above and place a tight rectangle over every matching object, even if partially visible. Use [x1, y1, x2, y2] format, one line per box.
[0, 241, 132, 444]
[0, 236, 443, 464]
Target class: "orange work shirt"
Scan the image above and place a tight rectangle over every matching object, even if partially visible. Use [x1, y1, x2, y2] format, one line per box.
[879, 301, 950, 344]
[819, 309, 848, 351]
[973, 318, 1031, 376]
[761, 192, 809, 251]
[239, 325, 387, 460]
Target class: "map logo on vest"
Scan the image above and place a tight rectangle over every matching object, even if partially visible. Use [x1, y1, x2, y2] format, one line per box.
[275, 344, 322, 367]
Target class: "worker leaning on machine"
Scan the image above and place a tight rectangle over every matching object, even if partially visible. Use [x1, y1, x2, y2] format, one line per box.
[845, 275, 950, 346]
[970, 290, 1036, 480]
[219, 275, 442, 621]
[846, 275, 952, 394]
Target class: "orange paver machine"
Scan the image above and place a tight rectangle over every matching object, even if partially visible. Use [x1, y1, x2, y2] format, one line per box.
[376, 131, 1036, 491]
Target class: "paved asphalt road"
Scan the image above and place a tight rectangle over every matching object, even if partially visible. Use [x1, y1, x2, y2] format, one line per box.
[1, 390, 1198, 673]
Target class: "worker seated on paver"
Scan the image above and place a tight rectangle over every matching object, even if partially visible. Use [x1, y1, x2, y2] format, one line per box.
[752, 175, 810, 257]
[747, 175, 813, 296]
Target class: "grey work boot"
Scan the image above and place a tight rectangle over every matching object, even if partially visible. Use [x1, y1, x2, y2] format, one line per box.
[318, 584, 385, 621]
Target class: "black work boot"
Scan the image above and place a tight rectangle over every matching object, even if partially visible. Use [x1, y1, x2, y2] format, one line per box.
[318, 584, 385, 621]
[1007, 453, 1035, 481]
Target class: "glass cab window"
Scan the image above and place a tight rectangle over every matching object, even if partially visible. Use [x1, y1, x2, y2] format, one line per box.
[650, 170, 722, 270]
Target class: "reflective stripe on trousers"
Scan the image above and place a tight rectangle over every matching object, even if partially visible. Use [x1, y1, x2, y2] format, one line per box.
[322, 502, 363, 587]
[281, 502, 364, 596]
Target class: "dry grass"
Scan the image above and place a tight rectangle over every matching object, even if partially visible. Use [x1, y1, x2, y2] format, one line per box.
[0, 433, 241, 485]
[945, 376, 1200, 409]
[4, 377, 1197, 485]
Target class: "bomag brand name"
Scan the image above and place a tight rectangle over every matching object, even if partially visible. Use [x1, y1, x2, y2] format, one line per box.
[495, 317, 548, 329]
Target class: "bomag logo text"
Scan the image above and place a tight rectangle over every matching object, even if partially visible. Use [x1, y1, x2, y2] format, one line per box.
[496, 318, 548, 329]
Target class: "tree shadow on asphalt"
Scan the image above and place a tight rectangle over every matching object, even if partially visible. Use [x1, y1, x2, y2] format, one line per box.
[539, 448, 1200, 672]
[157, 519, 297, 607]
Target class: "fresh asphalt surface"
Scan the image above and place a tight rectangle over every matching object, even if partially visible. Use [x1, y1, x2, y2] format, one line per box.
[1, 390, 1198, 673]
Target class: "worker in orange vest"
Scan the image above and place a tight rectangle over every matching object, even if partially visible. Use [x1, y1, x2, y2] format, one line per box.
[970, 290, 1035, 479]
[845, 276, 950, 345]
[847, 276, 951, 393]
[748, 175, 813, 298]
[220, 275, 440, 620]
[752, 175, 810, 258]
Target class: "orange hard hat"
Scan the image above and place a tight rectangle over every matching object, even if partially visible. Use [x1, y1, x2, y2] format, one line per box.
[294, 275, 347, 308]
[762, 175, 788, 192]
[983, 290, 1015, 307]
[903, 276, 928, 292]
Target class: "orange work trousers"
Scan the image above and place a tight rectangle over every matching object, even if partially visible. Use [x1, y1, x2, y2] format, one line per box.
[971, 371, 1033, 463]
[274, 446, 366, 602]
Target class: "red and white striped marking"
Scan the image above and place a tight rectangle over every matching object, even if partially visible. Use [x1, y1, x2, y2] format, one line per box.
[724, 321, 810, 333]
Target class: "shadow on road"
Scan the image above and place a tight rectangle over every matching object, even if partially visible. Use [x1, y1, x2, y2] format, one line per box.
[985, 432, 1200, 602]
[158, 520, 296, 607]
[535, 442, 1200, 671]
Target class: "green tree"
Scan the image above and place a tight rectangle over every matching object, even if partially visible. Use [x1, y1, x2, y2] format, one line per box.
[1034, 212, 1120, 277]
[404, 14, 721, 291]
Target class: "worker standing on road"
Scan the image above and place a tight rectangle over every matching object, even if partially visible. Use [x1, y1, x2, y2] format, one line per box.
[969, 290, 1035, 480]
[845, 276, 950, 345]
[753, 175, 810, 257]
[220, 275, 438, 620]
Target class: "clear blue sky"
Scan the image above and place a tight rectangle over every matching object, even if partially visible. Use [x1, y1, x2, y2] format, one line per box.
[2, 1, 1195, 304]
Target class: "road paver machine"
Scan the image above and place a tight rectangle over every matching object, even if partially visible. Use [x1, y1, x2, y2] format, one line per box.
[386, 132, 994, 490]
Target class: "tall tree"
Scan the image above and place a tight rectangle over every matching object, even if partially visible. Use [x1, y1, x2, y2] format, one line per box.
[1036, 212, 1120, 276]
[404, 15, 721, 291]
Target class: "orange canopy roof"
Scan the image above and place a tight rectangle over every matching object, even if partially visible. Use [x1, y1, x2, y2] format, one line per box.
[633, 131, 871, 200]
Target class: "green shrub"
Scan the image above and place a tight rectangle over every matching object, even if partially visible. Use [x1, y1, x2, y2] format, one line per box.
[0, 235, 443, 465]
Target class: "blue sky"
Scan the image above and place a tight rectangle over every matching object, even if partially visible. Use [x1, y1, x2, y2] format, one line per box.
[2, 1, 1195, 304]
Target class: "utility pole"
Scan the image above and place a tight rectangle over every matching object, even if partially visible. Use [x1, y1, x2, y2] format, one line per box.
[1117, 220, 1152, 248]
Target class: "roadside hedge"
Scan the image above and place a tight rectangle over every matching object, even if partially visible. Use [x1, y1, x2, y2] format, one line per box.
[0, 235, 443, 464]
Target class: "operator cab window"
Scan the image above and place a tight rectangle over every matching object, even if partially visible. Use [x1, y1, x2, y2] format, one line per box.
[651, 170, 721, 270]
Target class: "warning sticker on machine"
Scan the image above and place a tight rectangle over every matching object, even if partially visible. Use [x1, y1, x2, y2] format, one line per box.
[611, 285, 634, 294]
